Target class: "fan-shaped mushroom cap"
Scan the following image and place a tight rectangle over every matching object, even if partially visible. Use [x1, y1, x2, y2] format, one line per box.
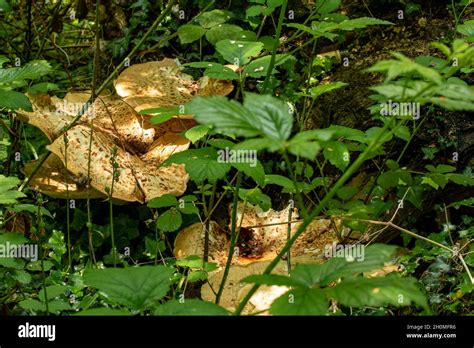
[16, 93, 75, 142]
[114, 58, 234, 114]
[47, 125, 188, 202]
[173, 203, 342, 267]
[22, 154, 105, 199]
[20, 92, 191, 202]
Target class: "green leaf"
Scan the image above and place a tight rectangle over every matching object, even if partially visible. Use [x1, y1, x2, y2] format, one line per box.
[0, 90, 32, 111]
[204, 64, 239, 80]
[317, 0, 341, 14]
[178, 24, 206, 44]
[287, 129, 332, 160]
[448, 197, 474, 208]
[205, 24, 256, 45]
[421, 176, 439, 190]
[233, 160, 266, 186]
[310, 81, 347, 98]
[184, 125, 210, 144]
[154, 299, 229, 315]
[186, 96, 260, 138]
[0, 175, 26, 204]
[394, 125, 410, 141]
[290, 244, 397, 286]
[457, 20, 474, 37]
[156, 209, 182, 232]
[12, 269, 32, 284]
[238, 187, 271, 211]
[215, 40, 263, 66]
[336, 186, 358, 200]
[446, 173, 474, 186]
[327, 125, 366, 143]
[377, 169, 412, 189]
[325, 275, 428, 309]
[198, 10, 233, 29]
[186, 93, 292, 141]
[0, 0, 12, 12]
[147, 194, 178, 208]
[233, 138, 281, 152]
[75, 308, 131, 316]
[243, 93, 292, 141]
[83, 266, 174, 311]
[264, 174, 295, 191]
[19, 299, 45, 312]
[27, 82, 59, 95]
[246, 5, 264, 17]
[367, 53, 442, 84]
[164, 147, 231, 183]
[270, 288, 329, 315]
[11, 204, 53, 218]
[337, 17, 392, 31]
[38, 284, 68, 302]
[243, 54, 293, 78]
[0, 60, 51, 86]
[323, 141, 350, 171]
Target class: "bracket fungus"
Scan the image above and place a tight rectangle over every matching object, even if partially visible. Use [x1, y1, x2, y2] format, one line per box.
[114, 58, 234, 114]
[173, 203, 345, 313]
[19, 58, 235, 202]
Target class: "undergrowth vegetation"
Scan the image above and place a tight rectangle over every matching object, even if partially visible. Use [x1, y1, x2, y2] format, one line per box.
[0, 0, 473, 316]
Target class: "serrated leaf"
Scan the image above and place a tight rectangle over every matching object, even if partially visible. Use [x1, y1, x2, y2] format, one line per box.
[233, 160, 265, 186]
[186, 93, 292, 141]
[243, 93, 292, 141]
[377, 169, 412, 189]
[147, 194, 178, 208]
[457, 20, 474, 37]
[317, 0, 341, 14]
[446, 173, 474, 186]
[290, 244, 397, 287]
[287, 129, 332, 160]
[164, 147, 231, 184]
[325, 275, 428, 309]
[0, 90, 32, 111]
[323, 141, 349, 171]
[83, 266, 174, 311]
[0, 60, 51, 86]
[394, 125, 410, 141]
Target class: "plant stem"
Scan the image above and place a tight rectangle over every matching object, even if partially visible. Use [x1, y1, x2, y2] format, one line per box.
[262, 0, 288, 94]
[215, 173, 242, 304]
[283, 151, 307, 218]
